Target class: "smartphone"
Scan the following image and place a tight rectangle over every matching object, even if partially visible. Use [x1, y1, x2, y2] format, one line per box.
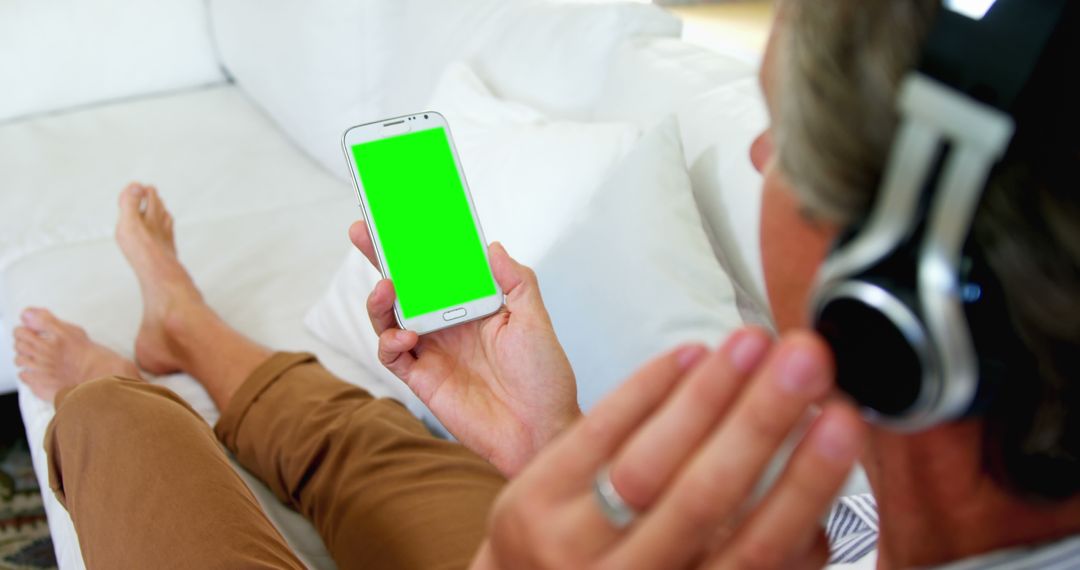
[342, 112, 503, 335]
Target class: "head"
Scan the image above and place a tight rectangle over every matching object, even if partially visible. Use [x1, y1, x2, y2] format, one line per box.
[754, 0, 1080, 501]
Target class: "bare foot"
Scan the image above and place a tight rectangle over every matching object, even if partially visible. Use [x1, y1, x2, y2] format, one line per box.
[13, 308, 141, 403]
[115, 183, 209, 375]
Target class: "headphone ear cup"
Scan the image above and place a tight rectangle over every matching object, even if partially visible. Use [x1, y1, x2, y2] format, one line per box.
[815, 286, 930, 418]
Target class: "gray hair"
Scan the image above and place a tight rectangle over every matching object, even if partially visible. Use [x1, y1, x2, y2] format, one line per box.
[774, 0, 1080, 499]
[775, 0, 936, 224]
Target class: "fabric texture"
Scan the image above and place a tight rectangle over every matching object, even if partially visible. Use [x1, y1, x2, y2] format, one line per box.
[592, 37, 754, 127]
[216, 352, 504, 569]
[434, 63, 640, 265]
[208, 0, 388, 177]
[46, 377, 305, 569]
[825, 494, 879, 565]
[677, 77, 773, 327]
[207, 0, 677, 176]
[378, 0, 681, 120]
[533, 118, 742, 411]
[0, 0, 225, 123]
[823, 493, 1080, 570]
[46, 354, 504, 569]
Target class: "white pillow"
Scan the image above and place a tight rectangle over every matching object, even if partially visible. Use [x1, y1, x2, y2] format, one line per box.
[207, 0, 676, 176]
[379, 0, 681, 120]
[304, 63, 640, 393]
[592, 37, 755, 128]
[436, 63, 641, 264]
[208, 0, 388, 176]
[0, 0, 225, 123]
[534, 117, 743, 411]
[677, 78, 773, 327]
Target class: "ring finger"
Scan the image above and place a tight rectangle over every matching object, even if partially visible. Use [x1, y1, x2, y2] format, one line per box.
[544, 331, 770, 558]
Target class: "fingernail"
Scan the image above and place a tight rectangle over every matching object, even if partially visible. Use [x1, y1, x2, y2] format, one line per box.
[815, 413, 859, 462]
[395, 330, 411, 343]
[777, 345, 824, 395]
[676, 345, 707, 371]
[726, 331, 769, 374]
[20, 309, 37, 326]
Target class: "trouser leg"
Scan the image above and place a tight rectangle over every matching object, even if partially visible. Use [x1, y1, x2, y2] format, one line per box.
[46, 377, 304, 569]
[215, 353, 506, 570]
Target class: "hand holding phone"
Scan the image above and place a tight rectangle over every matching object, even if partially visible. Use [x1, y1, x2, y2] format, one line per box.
[350, 221, 581, 477]
[344, 113, 581, 476]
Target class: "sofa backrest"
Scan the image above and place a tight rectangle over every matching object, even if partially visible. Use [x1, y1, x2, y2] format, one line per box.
[208, 0, 390, 177]
[0, 0, 227, 124]
[208, 0, 684, 176]
[375, 0, 683, 120]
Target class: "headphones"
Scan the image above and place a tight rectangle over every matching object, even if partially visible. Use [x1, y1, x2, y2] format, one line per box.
[809, 0, 1072, 431]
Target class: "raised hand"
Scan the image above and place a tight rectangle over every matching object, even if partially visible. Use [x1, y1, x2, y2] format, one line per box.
[474, 329, 867, 569]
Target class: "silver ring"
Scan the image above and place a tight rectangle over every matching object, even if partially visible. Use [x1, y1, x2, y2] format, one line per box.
[593, 466, 637, 529]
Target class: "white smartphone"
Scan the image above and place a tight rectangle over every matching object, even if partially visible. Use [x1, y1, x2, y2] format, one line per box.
[342, 112, 503, 335]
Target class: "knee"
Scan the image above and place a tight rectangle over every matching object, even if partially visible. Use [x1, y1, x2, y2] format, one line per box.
[56, 376, 140, 412]
[48, 378, 160, 476]
[55, 377, 193, 429]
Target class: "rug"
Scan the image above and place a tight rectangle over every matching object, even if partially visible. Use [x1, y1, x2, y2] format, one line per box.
[0, 437, 56, 570]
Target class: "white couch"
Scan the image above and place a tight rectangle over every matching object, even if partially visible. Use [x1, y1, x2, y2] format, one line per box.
[1, 0, 781, 567]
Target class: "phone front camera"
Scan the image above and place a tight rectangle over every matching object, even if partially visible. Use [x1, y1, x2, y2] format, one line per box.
[424, 114, 429, 119]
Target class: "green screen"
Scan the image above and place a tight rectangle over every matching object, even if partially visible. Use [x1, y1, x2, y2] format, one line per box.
[352, 126, 496, 319]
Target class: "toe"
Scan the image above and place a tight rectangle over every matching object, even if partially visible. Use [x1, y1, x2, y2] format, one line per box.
[18, 368, 43, 384]
[20, 307, 59, 332]
[13, 325, 41, 346]
[145, 185, 172, 225]
[14, 326, 48, 364]
[18, 369, 56, 402]
[14, 331, 45, 358]
[14, 353, 35, 370]
[19, 308, 84, 345]
[145, 186, 166, 223]
[119, 182, 148, 219]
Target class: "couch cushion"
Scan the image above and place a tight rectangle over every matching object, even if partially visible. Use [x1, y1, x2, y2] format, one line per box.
[380, 0, 682, 120]
[592, 37, 755, 128]
[433, 64, 640, 264]
[677, 78, 772, 327]
[534, 117, 743, 411]
[0, 0, 225, 123]
[0, 86, 349, 271]
[208, 0, 389, 177]
[207, 0, 678, 176]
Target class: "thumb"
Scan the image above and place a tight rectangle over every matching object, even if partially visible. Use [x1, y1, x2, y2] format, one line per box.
[489, 242, 549, 319]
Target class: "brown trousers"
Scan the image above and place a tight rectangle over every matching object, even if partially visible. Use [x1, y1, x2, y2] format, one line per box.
[44, 352, 506, 569]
